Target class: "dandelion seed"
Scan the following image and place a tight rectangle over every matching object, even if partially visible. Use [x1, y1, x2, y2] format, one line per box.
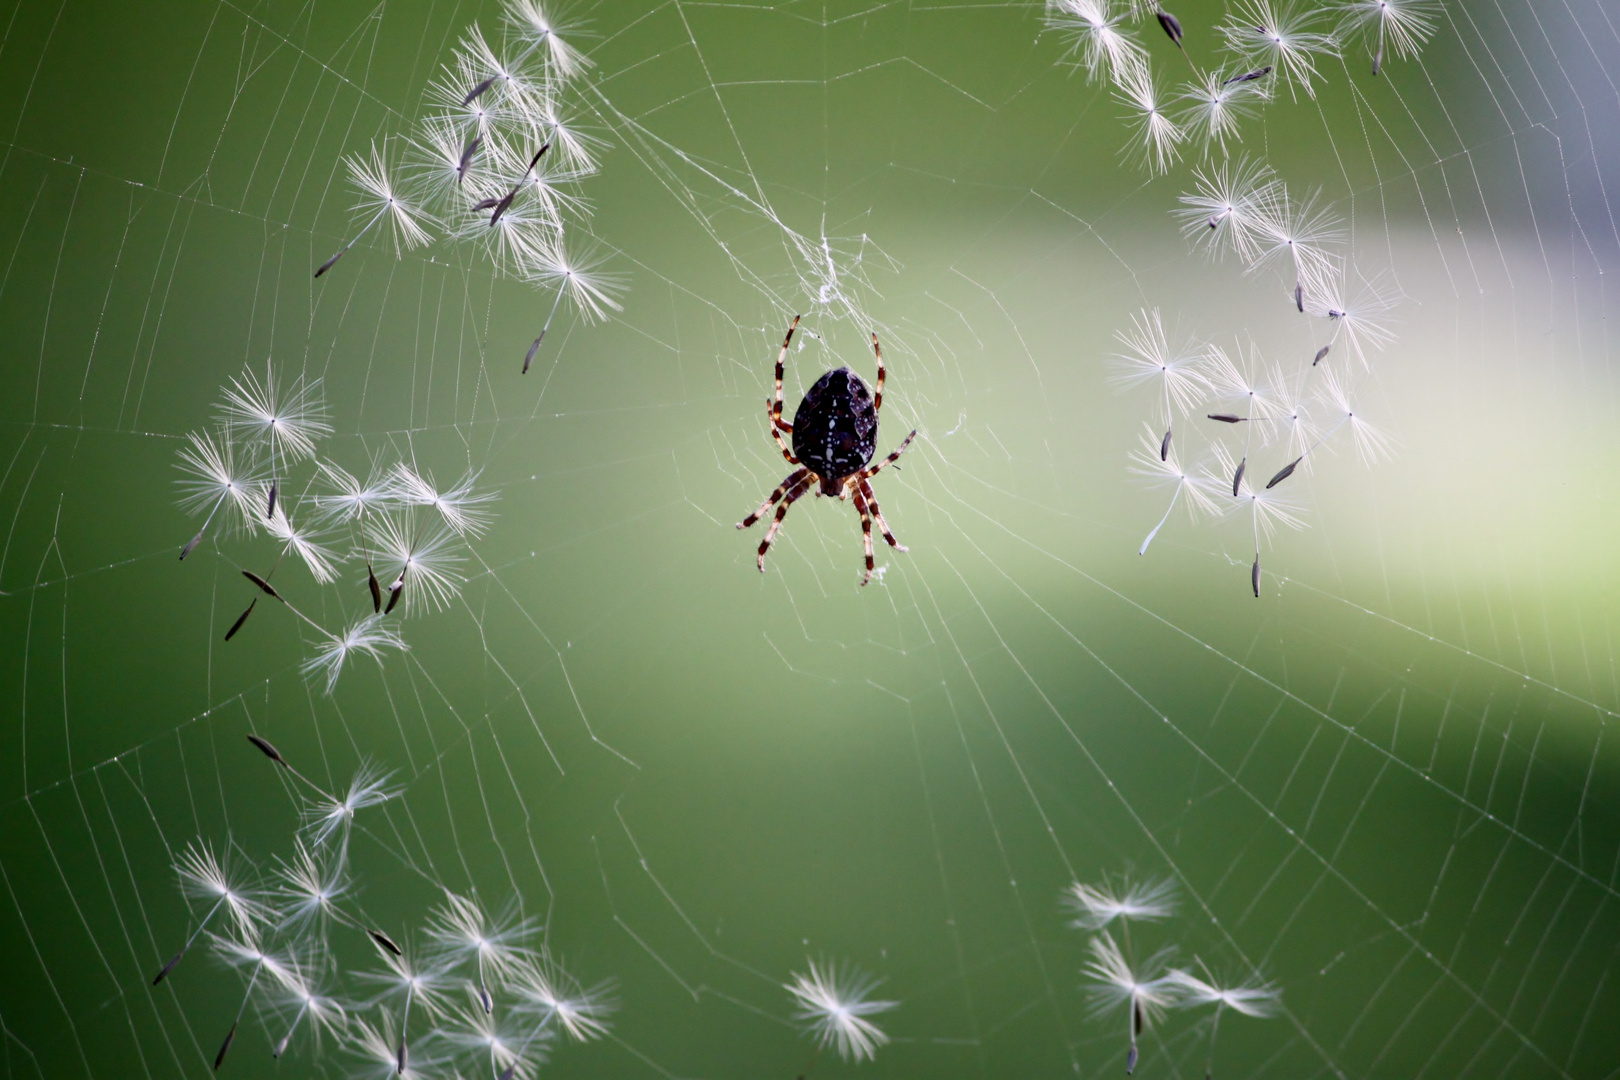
[1220, 0, 1337, 99]
[273, 841, 352, 938]
[1160, 428, 1172, 461]
[1045, 0, 1146, 84]
[1168, 963, 1280, 1079]
[359, 946, 455, 1078]
[504, 0, 593, 83]
[1265, 457, 1300, 488]
[511, 956, 617, 1043]
[368, 568, 383, 613]
[1222, 65, 1270, 84]
[1156, 10, 1184, 47]
[211, 931, 299, 1071]
[1313, 365, 1394, 464]
[305, 761, 400, 846]
[242, 569, 280, 599]
[491, 144, 551, 226]
[224, 600, 256, 642]
[519, 239, 626, 372]
[1116, 64, 1184, 174]
[457, 136, 483, 183]
[315, 143, 432, 277]
[368, 512, 467, 616]
[247, 734, 286, 766]
[371, 929, 404, 957]
[164, 841, 271, 978]
[1307, 267, 1398, 365]
[784, 958, 898, 1063]
[1339, 0, 1436, 75]
[1110, 309, 1211, 426]
[213, 1022, 237, 1070]
[175, 429, 264, 556]
[1208, 413, 1243, 424]
[1065, 875, 1178, 930]
[1083, 931, 1180, 1076]
[1252, 556, 1261, 597]
[268, 962, 346, 1058]
[471, 196, 501, 212]
[1132, 426, 1223, 554]
[1177, 71, 1261, 155]
[217, 364, 330, 517]
[443, 984, 540, 1080]
[266, 506, 340, 584]
[426, 892, 535, 1011]
[1174, 158, 1281, 261]
[388, 465, 497, 538]
[463, 76, 500, 107]
[1313, 344, 1330, 365]
[350, 1015, 436, 1080]
[1251, 186, 1344, 304]
[1232, 457, 1246, 496]
[302, 614, 408, 695]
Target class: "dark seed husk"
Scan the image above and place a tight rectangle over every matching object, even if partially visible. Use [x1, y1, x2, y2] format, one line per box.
[224, 600, 257, 642]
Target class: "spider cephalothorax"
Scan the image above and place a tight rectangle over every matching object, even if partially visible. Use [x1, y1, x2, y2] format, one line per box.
[737, 317, 917, 585]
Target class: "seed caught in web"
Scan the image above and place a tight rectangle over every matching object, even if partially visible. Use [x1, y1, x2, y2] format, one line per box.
[1156, 10, 1184, 47]
[369, 928, 403, 956]
[180, 529, 205, 561]
[368, 564, 383, 614]
[246, 734, 286, 766]
[1223, 65, 1271, 85]
[457, 136, 482, 184]
[1313, 345, 1330, 366]
[1207, 413, 1243, 424]
[224, 599, 257, 641]
[313, 250, 345, 278]
[1232, 457, 1246, 497]
[1252, 557, 1261, 598]
[213, 1022, 237, 1071]
[490, 144, 551, 226]
[384, 570, 406, 615]
[490, 190, 518, 226]
[1266, 457, 1301, 489]
[1160, 427, 1172, 461]
[151, 949, 186, 985]
[522, 332, 546, 374]
[242, 570, 281, 600]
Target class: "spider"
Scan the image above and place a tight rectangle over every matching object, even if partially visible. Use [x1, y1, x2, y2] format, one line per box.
[737, 316, 917, 585]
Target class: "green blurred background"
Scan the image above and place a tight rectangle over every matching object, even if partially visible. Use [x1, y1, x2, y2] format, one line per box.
[1, 1, 1617, 1078]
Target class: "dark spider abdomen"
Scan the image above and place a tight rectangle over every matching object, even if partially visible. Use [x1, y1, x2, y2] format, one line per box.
[793, 367, 877, 482]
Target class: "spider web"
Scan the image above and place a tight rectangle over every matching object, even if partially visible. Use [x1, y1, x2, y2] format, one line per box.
[0, 1, 1617, 1078]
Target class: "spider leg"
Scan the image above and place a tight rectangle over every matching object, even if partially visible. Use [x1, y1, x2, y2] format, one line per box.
[852, 484, 877, 586]
[768, 317, 801, 464]
[771, 421, 799, 466]
[871, 331, 885, 413]
[862, 429, 917, 480]
[756, 473, 814, 573]
[770, 316, 801, 431]
[859, 478, 907, 552]
[737, 467, 810, 529]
